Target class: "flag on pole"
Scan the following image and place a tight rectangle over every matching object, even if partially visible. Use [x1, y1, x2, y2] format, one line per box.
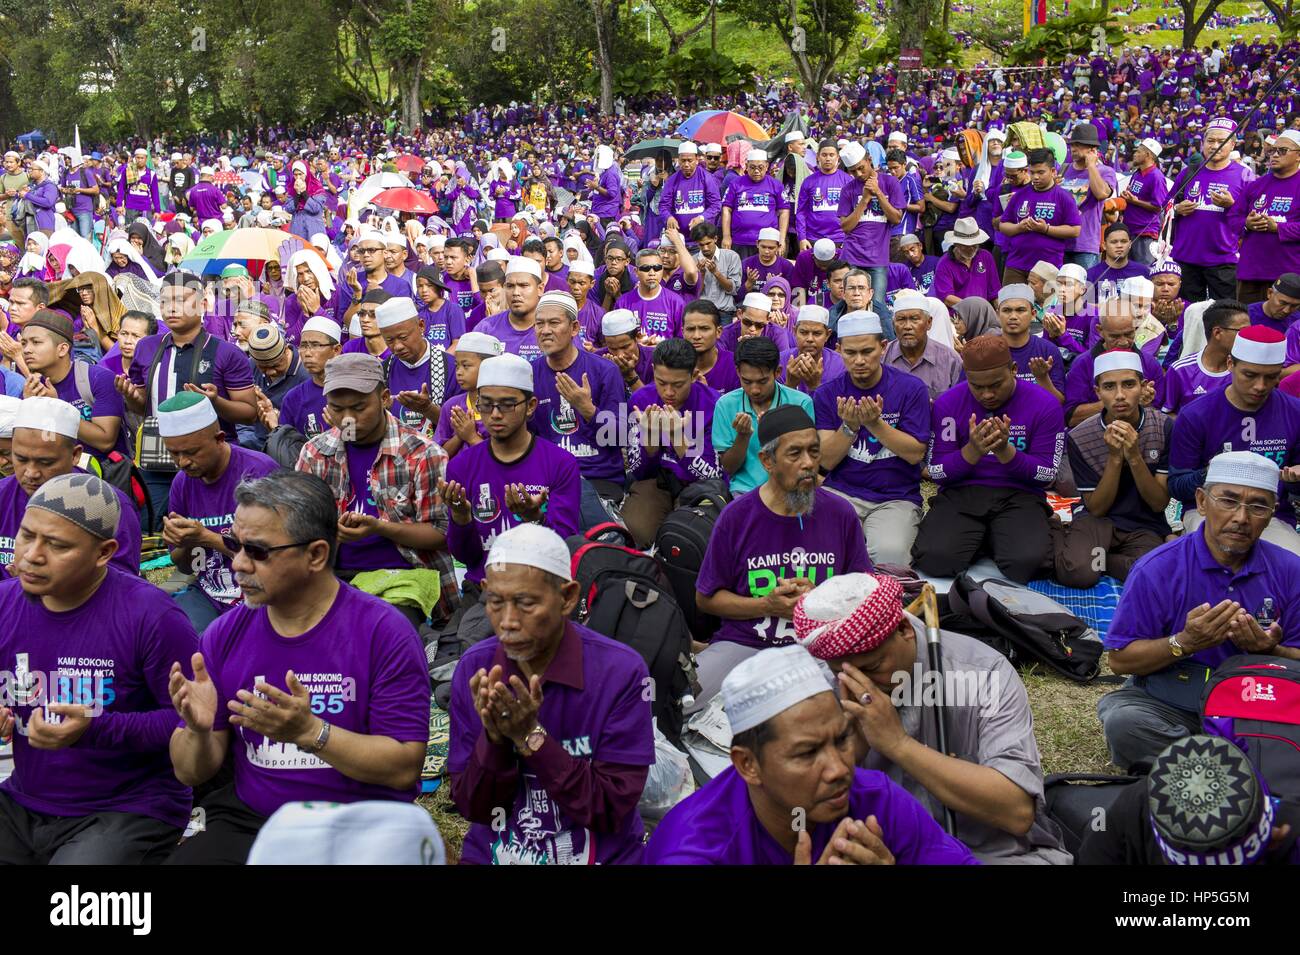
[1023, 0, 1032, 34]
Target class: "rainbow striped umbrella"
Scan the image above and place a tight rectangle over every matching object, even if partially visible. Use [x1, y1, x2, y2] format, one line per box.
[675, 110, 768, 143]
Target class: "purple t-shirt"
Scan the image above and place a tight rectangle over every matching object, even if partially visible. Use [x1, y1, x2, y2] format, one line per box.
[420, 298, 467, 349]
[0, 474, 140, 574]
[927, 380, 1066, 496]
[1086, 258, 1151, 301]
[168, 445, 278, 607]
[473, 311, 541, 361]
[1161, 354, 1231, 415]
[788, 251, 836, 308]
[930, 250, 1000, 303]
[198, 582, 430, 817]
[129, 333, 255, 443]
[1169, 162, 1250, 266]
[0, 569, 196, 826]
[333, 272, 417, 326]
[645, 766, 978, 865]
[999, 183, 1083, 271]
[740, 256, 797, 299]
[450, 622, 655, 865]
[337, 439, 407, 572]
[1123, 165, 1169, 237]
[279, 378, 329, 438]
[432, 392, 489, 448]
[1061, 162, 1118, 254]
[445, 436, 582, 584]
[54, 360, 130, 464]
[385, 346, 456, 432]
[718, 320, 794, 353]
[615, 286, 685, 339]
[627, 382, 726, 486]
[529, 349, 625, 481]
[813, 366, 930, 504]
[697, 487, 872, 649]
[780, 346, 846, 395]
[1235, 170, 1300, 282]
[659, 167, 722, 232]
[796, 169, 853, 243]
[1008, 336, 1067, 394]
[444, 274, 477, 314]
[702, 349, 740, 393]
[837, 173, 904, 267]
[723, 175, 789, 246]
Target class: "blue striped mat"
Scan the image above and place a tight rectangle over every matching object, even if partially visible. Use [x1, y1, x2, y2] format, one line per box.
[1027, 576, 1124, 642]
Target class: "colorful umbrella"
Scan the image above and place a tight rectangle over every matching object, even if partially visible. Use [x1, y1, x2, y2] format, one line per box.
[373, 187, 438, 215]
[675, 110, 768, 143]
[180, 228, 312, 275]
[394, 154, 425, 174]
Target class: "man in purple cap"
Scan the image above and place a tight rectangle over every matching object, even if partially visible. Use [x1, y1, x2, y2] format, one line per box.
[1235, 128, 1300, 304]
[1170, 121, 1249, 303]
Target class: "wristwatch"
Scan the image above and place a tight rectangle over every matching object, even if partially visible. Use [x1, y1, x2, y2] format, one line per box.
[300, 720, 331, 755]
[516, 724, 547, 757]
[1168, 634, 1186, 658]
[839, 421, 857, 437]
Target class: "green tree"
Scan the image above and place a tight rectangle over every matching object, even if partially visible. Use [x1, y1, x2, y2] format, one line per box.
[729, 0, 859, 101]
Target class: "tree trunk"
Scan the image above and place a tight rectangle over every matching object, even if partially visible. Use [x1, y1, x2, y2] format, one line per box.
[400, 56, 423, 132]
[942, 0, 950, 31]
[591, 0, 616, 114]
[711, 0, 717, 50]
[896, 0, 939, 91]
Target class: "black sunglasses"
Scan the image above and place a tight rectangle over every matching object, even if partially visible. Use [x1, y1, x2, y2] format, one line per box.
[221, 533, 314, 562]
[638, 264, 663, 272]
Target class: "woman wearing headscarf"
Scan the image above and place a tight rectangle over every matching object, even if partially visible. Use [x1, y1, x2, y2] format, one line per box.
[15, 233, 52, 281]
[284, 159, 327, 241]
[761, 274, 793, 327]
[49, 271, 124, 356]
[282, 248, 336, 344]
[125, 219, 166, 275]
[311, 231, 343, 272]
[562, 232, 594, 269]
[471, 231, 501, 269]
[165, 232, 195, 271]
[950, 296, 1001, 354]
[104, 236, 156, 282]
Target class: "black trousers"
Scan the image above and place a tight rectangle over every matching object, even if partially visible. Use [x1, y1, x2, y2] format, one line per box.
[164, 783, 268, 866]
[1176, 261, 1236, 305]
[911, 484, 1051, 584]
[0, 791, 181, 864]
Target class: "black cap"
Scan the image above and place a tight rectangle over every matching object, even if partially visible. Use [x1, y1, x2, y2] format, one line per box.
[757, 404, 816, 447]
[1274, 272, 1300, 299]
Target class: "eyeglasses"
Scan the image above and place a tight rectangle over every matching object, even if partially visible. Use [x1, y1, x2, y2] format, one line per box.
[477, 397, 525, 414]
[1204, 491, 1274, 519]
[358, 246, 384, 254]
[221, 533, 314, 561]
[637, 264, 663, 273]
[297, 341, 335, 352]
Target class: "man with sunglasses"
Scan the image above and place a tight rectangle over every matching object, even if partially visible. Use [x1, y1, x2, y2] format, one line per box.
[335, 229, 416, 328]
[1235, 128, 1300, 305]
[615, 249, 685, 342]
[158, 393, 279, 632]
[1099, 450, 1300, 771]
[166, 469, 430, 865]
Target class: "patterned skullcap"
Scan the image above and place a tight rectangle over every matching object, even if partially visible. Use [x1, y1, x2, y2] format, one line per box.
[794, 573, 905, 660]
[26, 472, 120, 540]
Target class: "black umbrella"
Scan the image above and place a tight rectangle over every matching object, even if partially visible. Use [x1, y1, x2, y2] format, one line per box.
[624, 137, 684, 162]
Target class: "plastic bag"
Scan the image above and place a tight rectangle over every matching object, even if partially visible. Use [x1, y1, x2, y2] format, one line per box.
[639, 720, 695, 821]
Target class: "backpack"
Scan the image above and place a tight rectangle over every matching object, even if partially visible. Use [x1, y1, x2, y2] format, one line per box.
[566, 528, 699, 746]
[1201, 654, 1300, 796]
[73, 361, 153, 529]
[941, 573, 1105, 683]
[1043, 772, 1142, 859]
[654, 479, 732, 644]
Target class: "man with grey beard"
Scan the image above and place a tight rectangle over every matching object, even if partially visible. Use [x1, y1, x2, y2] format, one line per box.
[691, 406, 873, 711]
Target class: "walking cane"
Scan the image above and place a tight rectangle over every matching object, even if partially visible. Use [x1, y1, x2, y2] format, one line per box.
[921, 583, 958, 837]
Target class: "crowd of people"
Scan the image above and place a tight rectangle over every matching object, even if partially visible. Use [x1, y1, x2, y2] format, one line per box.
[0, 32, 1297, 866]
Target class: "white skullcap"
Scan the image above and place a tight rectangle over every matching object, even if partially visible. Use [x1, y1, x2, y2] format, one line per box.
[678, 141, 698, 156]
[795, 304, 830, 327]
[301, 317, 343, 342]
[1231, 327, 1287, 365]
[703, 142, 723, 155]
[15, 397, 81, 440]
[0, 395, 22, 438]
[1058, 263, 1088, 284]
[486, 248, 511, 262]
[476, 353, 534, 393]
[1003, 152, 1028, 170]
[567, 259, 594, 277]
[813, 238, 837, 262]
[784, 130, 806, 144]
[1140, 138, 1164, 158]
[456, 332, 504, 357]
[505, 256, 542, 280]
[892, 289, 930, 314]
[537, 290, 578, 318]
[1119, 276, 1155, 298]
[722, 644, 833, 735]
[887, 131, 908, 143]
[1093, 350, 1144, 380]
[487, 522, 573, 582]
[1279, 130, 1300, 148]
[384, 233, 407, 248]
[757, 227, 781, 244]
[429, 234, 447, 249]
[742, 292, 773, 312]
[201, 218, 223, 233]
[199, 165, 214, 176]
[375, 297, 419, 329]
[839, 142, 866, 168]
[998, 283, 1035, 305]
[248, 801, 445, 866]
[602, 309, 639, 337]
[1204, 451, 1281, 494]
[986, 128, 1007, 142]
[941, 148, 961, 163]
[837, 310, 883, 338]
[156, 395, 219, 438]
[357, 229, 386, 246]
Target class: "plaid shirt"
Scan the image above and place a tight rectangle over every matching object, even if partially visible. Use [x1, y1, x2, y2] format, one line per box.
[297, 413, 456, 604]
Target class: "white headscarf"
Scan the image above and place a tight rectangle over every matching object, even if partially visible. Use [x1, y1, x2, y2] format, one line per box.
[286, 248, 336, 300]
[594, 145, 615, 173]
[104, 235, 160, 283]
[562, 232, 594, 267]
[922, 295, 957, 350]
[310, 232, 343, 272]
[17, 233, 49, 275]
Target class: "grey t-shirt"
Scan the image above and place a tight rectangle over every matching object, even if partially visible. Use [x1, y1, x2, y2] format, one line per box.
[694, 248, 742, 313]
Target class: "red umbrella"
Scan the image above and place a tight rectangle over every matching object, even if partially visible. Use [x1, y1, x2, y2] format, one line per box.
[394, 154, 425, 174]
[372, 187, 438, 215]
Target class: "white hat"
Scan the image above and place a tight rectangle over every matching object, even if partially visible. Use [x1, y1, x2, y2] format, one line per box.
[1204, 450, 1281, 494]
[784, 130, 806, 144]
[567, 259, 594, 277]
[0, 395, 23, 438]
[300, 317, 343, 342]
[486, 248, 511, 262]
[156, 395, 219, 438]
[998, 283, 1035, 305]
[201, 218, 223, 233]
[839, 142, 866, 168]
[1231, 327, 1287, 365]
[601, 308, 639, 337]
[1058, 263, 1088, 284]
[537, 290, 578, 318]
[941, 148, 960, 163]
[487, 521, 573, 582]
[795, 304, 830, 327]
[476, 353, 534, 393]
[247, 801, 446, 865]
[505, 256, 542, 280]
[757, 227, 781, 244]
[375, 297, 419, 329]
[429, 234, 447, 249]
[722, 645, 833, 735]
[1279, 130, 1300, 148]
[1093, 350, 1144, 380]
[1119, 276, 1155, 299]
[357, 229, 386, 246]
[887, 131, 908, 144]
[456, 332, 504, 357]
[199, 165, 214, 176]
[986, 128, 1007, 142]
[702, 143, 723, 155]
[892, 290, 930, 314]
[678, 141, 698, 156]
[837, 310, 883, 338]
[813, 238, 837, 262]
[742, 292, 773, 312]
[1139, 138, 1164, 158]
[383, 233, 407, 248]
[16, 397, 82, 440]
[1003, 152, 1028, 170]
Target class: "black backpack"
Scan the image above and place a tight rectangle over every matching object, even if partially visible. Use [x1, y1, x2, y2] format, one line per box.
[941, 573, 1105, 683]
[654, 479, 732, 643]
[1201, 654, 1300, 797]
[566, 527, 699, 746]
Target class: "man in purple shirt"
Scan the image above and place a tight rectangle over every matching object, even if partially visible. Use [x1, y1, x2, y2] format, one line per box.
[1235, 128, 1300, 303]
[589, 147, 623, 223]
[997, 148, 1083, 284]
[912, 335, 1066, 583]
[186, 167, 226, 224]
[0, 473, 196, 864]
[1121, 138, 1169, 265]
[796, 139, 853, 246]
[682, 299, 739, 394]
[375, 296, 457, 435]
[1170, 120, 1249, 303]
[1161, 300, 1246, 417]
[115, 149, 160, 225]
[1060, 124, 1117, 270]
[1098, 451, 1300, 770]
[334, 229, 417, 328]
[658, 142, 721, 236]
[722, 152, 790, 260]
[1064, 301, 1166, 427]
[449, 523, 654, 865]
[167, 470, 429, 864]
[930, 218, 999, 306]
[837, 142, 903, 328]
[882, 290, 964, 401]
[1087, 223, 1151, 301]
[781, 303, 844, 395]
[474, 256, 545, 361]
[999, 284, 1066, 403]
[615, 248, 685, 340]
[718, 291, 795, 354]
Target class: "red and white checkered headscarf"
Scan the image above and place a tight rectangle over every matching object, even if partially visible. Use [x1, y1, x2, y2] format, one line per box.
[794, 573, 904, 661]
